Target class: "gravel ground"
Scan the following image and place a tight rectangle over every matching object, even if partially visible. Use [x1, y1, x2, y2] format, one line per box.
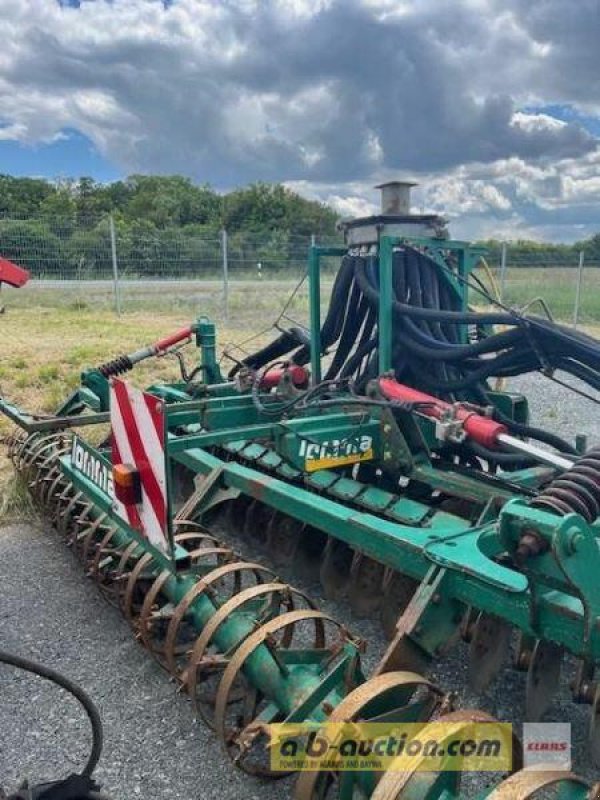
[1, 371, 599, 796]
[0, 523, 294, 799]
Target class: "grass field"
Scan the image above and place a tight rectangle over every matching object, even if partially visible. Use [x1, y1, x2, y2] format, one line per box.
[1, 266, 599, 515]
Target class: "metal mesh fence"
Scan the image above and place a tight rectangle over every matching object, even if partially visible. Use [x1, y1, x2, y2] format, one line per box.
[1, 213, 598, 325]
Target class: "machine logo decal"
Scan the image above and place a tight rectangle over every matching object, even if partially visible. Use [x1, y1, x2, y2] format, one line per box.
[299, 434, 374, 472]
[71, 437, 114, 498]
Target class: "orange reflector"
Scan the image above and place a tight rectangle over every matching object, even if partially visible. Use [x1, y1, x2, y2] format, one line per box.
[113, 463, 142, 505]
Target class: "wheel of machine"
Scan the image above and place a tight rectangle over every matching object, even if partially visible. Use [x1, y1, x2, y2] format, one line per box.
[6, 428, 26, 466]
[186, 581, 314, 729]
[135, 545, 237, 666]
[294, 671, 447, 800]
[75, 511, 107, 563]
[380, 569, 419, 640]
[173, 519, 211, 535]
[56, 488, 85, 541]
[173, 527, 222, 551]
[122, 553, 156, 623]
[30, 443, 69, 504]
[44, 470, 70, 522]
[36, 461, 62, 508]
[136, 569, 173, 665]
[214, 610, 344, 777]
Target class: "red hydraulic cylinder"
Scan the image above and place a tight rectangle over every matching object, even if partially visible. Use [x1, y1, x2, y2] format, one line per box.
[260, 365, 309, 390]
[378, 377, 507, 449]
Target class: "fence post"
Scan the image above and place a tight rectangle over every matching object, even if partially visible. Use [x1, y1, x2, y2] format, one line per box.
[109, 214, 121, 317]
[499, 241, 508, 301]
[573, 250, 585, 329]
[221, 228, 229, 322]
[310, 233, 316, 248]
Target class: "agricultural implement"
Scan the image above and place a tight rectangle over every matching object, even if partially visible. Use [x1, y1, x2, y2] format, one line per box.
[3, 182, 600, 798]
[0, 257, 29, 312]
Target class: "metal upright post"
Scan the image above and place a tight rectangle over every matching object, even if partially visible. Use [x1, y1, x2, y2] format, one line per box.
[499, 241, 508, 301]
[221, 228, 229, 322]
[308, 245, 322, 385]
[378, 236, 394, 373]
[109, 214, 121, 317]
[573, 250, 585, 329]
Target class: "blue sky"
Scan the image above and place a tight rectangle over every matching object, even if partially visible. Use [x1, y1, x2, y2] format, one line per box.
[0, 0, 599, 242]
[0, 129, 119, 181]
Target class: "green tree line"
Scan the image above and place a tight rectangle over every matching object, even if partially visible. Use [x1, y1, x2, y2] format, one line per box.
[475, 236, 600, 265]
[0, 175, 340, 277]
[1, 174, 599, 277]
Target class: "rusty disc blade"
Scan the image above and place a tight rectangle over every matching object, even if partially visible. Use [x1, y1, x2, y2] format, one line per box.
[525, 640, 562, 721]
[467, 613, 512, 693]
[320, 538, 352, 600]
[380, 570, 419, 640]
[348, 553, 385, 618]
[589, 683, 600, 767]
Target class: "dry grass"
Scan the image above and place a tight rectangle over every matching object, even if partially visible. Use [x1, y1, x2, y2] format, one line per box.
[0, 282, 314, 515]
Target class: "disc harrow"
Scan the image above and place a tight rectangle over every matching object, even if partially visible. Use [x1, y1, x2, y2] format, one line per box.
[7, 429, 597, 798]
[3, 202, 600, 795]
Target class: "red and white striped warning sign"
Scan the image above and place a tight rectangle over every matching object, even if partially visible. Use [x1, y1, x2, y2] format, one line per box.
[110, 378, 170, 554]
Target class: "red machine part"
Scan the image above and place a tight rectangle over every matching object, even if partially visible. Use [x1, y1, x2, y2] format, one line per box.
[378, 377, 507, 450]
[153, 325, 194, 353]
[0, 258, 30, 288]
[260, 364, 309, 390]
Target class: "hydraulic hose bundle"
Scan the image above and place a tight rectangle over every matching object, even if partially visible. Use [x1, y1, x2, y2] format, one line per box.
[235, 244, 600, 462]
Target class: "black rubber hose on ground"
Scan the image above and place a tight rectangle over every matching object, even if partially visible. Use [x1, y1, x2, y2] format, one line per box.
[0, 649, 103, 777]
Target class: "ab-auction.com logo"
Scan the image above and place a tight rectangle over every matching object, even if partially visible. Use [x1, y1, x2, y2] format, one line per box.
[523, 723, 571, 770]
[270, 721, 513, 772]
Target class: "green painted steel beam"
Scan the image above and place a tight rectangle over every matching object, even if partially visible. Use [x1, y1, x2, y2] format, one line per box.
[378, 236, 394, 374]
[0, 397, 109, 433]
[309, 244, 322, 385]
[171, 444, 600, 660]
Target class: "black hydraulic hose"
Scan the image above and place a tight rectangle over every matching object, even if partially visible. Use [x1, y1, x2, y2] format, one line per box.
[228, 330, 301, 378]
[408, 349, 532, 392]
[465, 440, 537, 466]
[554, 357, 600, 391]
[0, 649, 103, 777]
[398, 314, 525, 359]
[325, 279, 366, 380]
[471, 383, 579, 456]
[320, 254, 356, 348]
[355, 257, 517, 325]
[339, 337, 378, 379]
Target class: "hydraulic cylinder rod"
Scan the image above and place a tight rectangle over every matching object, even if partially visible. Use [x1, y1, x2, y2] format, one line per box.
[378, 378, 574, 470]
